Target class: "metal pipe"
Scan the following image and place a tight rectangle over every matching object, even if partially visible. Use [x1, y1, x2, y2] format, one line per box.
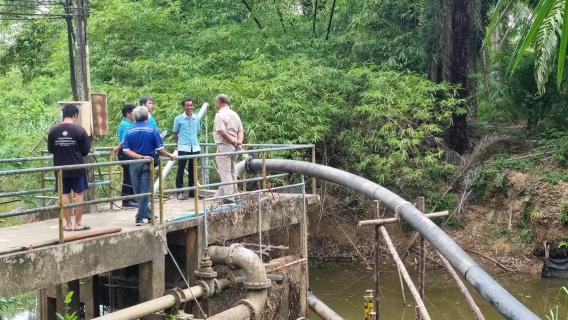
[208, 245, 270, 320]
[307, 291, 344, 320]
[150, 158, 155, 226]
[239, 159, 540, 320]
[159, 160, 164, 224]
[373, 201, 380, 319]
[234, 273, 285, 284]
[0, 159, 152, 176]
[57, 169, 64, 244]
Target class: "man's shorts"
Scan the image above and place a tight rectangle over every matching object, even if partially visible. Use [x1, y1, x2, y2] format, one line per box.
[55, 175, 89, 194]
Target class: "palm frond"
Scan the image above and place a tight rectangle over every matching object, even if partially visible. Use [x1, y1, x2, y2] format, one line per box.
[534, 0, 564, 93]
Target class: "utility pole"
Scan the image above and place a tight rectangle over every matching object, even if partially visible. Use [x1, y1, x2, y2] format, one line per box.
[73, 0, 88, 101]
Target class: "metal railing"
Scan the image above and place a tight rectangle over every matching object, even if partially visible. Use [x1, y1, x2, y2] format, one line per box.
[0, 143, 316, 244]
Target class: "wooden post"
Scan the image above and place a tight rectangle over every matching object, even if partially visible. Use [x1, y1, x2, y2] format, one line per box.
[373, 200, 381, 319]
[417, 197, 426, 320]
[379, 226, 431, 320]
[437, 251, 485, 320]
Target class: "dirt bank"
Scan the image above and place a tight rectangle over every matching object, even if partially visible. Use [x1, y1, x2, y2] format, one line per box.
[308, 157, 568, 276]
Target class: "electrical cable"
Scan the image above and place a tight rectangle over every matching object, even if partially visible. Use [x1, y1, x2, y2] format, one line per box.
[158, 235, 207, 317]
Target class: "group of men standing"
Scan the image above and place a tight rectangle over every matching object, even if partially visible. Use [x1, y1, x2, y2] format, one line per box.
[47, 93, 244, 229]
[114, 93, 244, 225]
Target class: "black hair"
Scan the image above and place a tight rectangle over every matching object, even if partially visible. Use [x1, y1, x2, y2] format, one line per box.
[61, 104, 79, 119]
[122, 104, 136, 117]
[181, 98, 194, 106]
[140, 96, 154, 105]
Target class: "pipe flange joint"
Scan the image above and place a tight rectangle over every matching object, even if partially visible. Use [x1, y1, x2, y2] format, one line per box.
[164, 288, 186, 314]
[245, 156, 257, 175]
[196, 280, 212, 298]
[237, 298, 259, 319]
[227, 243, 243, 270]
[244, 278, 272, 290]
[226, 275, 236, 288]
[213, 278, 222, 295]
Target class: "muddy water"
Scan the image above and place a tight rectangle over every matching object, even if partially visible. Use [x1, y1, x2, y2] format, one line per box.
[309, 262, 568, 319]
[4, 262, 567, 319]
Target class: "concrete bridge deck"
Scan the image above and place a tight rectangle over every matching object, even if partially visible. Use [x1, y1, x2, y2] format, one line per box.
[0, 191, 319, 298]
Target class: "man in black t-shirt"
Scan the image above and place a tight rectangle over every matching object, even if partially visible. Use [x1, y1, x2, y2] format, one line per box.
[48, 104, 92, 231]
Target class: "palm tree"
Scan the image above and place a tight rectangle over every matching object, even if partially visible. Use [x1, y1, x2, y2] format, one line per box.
[486, 0, 568, 94]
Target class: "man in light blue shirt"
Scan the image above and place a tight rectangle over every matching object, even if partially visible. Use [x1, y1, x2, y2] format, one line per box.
[114, 104, 137, 207]
[173, 98, 202, 200]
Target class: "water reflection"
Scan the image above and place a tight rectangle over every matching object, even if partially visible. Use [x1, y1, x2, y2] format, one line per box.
[309, 262, 568, 319]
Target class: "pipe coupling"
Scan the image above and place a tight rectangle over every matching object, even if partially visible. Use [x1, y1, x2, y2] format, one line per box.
[236, 298, 259, 319]
[164, 288, 186, 315]
[213, 278, 222, 294]
[227, 243, 243, 270]
[196, 280, 212, 298]
[244, 278, 272, 290]
[244, 156, 256, 175]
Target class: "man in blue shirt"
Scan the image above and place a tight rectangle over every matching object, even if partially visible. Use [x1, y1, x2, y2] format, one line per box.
[123, 106, 177, 225]
[112, 104, 137, 208]
[140, 96, 158, 129]
[173, 98, 203, 200]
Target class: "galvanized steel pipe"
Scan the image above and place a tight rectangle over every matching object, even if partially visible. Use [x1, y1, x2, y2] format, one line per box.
[240, 159, 539, 320]
[308, 292, 345, 320]
[93, 279, 232, 320]
[208, 244, 270, 320]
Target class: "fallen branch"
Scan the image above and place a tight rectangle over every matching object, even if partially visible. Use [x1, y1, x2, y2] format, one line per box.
[464, 249, 514, 273]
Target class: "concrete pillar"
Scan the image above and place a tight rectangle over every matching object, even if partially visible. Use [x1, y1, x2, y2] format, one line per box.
[185, 227, 200, 286]
[139, 237, 166, 320]
[81, 277, 95, 319]
[139, 253, 165, 302]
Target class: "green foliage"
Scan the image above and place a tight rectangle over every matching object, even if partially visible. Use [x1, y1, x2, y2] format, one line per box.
[338, 68, 460, 190]
[519, 228, 533, 243]
[558, 203, 568, 224]
[56, 291, 77, 320]
[545, 286, 568, 320]
[0, 295, 23, 320]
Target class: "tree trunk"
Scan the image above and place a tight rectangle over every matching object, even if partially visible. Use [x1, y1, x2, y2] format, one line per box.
[444, 0, 471, 154]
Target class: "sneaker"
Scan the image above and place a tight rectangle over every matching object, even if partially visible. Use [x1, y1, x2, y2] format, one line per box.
[177, 192, 186, 200]
[189, 193, 204, 199]
[222, 199, 236, 205]
[135, 219, 144, 226]
[122, 201, 138, 208]
[147, 217, 158, 224]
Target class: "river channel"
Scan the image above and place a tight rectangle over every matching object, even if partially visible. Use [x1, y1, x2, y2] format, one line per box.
[308, 261, 568, 319]
[4, 261, 567, 319]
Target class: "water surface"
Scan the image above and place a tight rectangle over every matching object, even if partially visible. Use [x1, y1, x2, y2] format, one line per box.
[309, 262, 568, 319]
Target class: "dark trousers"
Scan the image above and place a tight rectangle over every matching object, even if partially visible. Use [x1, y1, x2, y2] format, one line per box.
[176, 150, 200, 197]
[118, 150, 134, 202]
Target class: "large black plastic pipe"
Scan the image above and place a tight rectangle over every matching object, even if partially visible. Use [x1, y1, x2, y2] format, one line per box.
[243, 159, 539, 320]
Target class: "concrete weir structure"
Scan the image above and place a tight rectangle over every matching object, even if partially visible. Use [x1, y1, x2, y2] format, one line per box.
[0, 187, 319, 319]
